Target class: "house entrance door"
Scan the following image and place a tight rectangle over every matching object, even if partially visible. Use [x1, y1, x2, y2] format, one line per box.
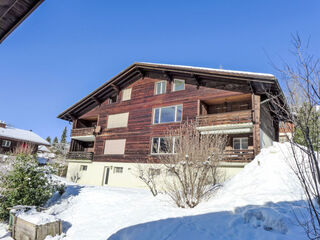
[103, 167, 110, 185]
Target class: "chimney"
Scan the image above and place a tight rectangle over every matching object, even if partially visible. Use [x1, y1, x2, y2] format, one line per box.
[0, 121, 6, 128]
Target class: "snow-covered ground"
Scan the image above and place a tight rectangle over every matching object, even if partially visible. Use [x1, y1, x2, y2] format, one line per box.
[0, 143, 310, 239]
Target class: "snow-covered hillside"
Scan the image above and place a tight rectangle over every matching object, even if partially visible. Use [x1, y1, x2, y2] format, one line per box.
[0, 143, 310, 239]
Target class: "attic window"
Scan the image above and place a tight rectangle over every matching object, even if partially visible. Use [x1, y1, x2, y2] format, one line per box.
[2, 140, 11, 148]
[172, 79, 185, 92]
[109, 95, 118, 104]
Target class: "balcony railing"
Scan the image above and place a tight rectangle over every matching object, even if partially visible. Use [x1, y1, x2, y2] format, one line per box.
[66, 151, 94, 160]
[223, 149, 254, 162]
[196, 110, 252, 127]
[71, 127, 95, 137]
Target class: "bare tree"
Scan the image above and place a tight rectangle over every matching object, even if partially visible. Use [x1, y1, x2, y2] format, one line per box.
[268, 34, 320, 239]
[157, 121, 227, 208]
[136, 161, 160, 197]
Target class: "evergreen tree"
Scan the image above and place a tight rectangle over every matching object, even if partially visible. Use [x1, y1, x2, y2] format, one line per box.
[60, 127, 67, 143]
[46, 136, 51, 144]
[293, 103, 320, 151]
[53, 137, 58, 145]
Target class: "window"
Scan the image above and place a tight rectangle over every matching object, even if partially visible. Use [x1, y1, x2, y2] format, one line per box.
[155, 81, 166, 95]
[107, 112, 129, 129]
[80, 165, 88, 171]
[149, 168, 161, 176]
[113, 167, 123, 174]
[151, 137, 178, 154]
[233, 137, 248, 150]
[279, 136, 288, 143]
[172, 79, 185, 92]
[2, 140, 11, 148]
[153, 105, 182, 124]
[122, 88, 132, 101]
[109, 95, 118, 104]
[104, 139, 126, 155]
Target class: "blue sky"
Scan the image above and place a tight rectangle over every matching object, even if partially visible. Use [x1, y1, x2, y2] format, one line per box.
[1, 0, 320, 141]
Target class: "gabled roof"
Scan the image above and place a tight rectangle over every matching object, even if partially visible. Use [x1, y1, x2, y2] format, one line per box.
[0, 126, 49, 146]
[58, 62, 284, 121]
[0, 0, 44, 43]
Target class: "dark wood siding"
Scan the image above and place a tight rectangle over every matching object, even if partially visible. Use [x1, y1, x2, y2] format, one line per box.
[77, 76, 248, 163]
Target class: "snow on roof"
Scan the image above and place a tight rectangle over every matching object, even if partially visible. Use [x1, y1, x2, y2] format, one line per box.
[0, 126, 49, 146]
[38, 145, 51, 152]
[140, 62, 275, 78]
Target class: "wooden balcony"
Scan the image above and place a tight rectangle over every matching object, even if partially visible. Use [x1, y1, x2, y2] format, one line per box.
[71, 127, 95, 137]
[196, 110, 252, 127]
[66, 151, 94, 160]
[223, 149, 254, 162]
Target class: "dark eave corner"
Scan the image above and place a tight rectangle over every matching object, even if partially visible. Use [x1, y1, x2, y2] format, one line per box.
[0, 0, 44, 43]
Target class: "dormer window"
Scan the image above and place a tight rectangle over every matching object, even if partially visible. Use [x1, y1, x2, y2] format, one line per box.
[155, 81, 166, 95]
[109, 95, 118, 104]
[172, 79, 185, 92]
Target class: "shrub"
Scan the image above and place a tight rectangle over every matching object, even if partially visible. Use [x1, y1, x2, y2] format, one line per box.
[0, 154, 63, 221]
[159, 121, 227, 208]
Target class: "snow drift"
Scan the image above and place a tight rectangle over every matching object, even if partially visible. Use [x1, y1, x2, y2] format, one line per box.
[0, 143, 310, 240]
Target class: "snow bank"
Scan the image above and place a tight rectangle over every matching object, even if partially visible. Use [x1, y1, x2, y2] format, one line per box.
[0, 143, 310, 240]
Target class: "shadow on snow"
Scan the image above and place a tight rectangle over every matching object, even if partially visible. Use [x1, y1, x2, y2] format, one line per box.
[108, 200, 308, 240]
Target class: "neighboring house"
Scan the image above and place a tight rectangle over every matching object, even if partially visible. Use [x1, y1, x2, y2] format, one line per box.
[279, 121, 294, 143]
[0, 0, 44, 43]
[37, 145, 55, 159]
[0, 121, 49, 154]
[58, 62, 286, 188]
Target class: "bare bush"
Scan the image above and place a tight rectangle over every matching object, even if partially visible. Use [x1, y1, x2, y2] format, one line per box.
[157, 121, 227, 208]
[136, 161, 160, 197]
[268, 35, 320, 239]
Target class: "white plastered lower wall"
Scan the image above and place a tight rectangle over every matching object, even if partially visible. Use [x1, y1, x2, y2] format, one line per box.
[66, 160, 248, 189]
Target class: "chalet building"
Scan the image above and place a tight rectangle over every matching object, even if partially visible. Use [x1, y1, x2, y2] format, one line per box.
[58, 62, 286, 188]
[0, 121, 49, 154]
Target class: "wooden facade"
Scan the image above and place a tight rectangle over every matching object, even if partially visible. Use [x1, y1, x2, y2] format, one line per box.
[59, 63, 285, 163]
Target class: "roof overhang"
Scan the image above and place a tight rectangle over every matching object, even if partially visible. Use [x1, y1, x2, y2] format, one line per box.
[57, 62, 286, 121]
[0, 0, 44, 43]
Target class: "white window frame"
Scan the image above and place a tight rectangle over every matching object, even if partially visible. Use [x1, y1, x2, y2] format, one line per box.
[154, 81, 166, 95]
[113, 167, 123, 174]
[172, 79, 185, 92]
[153, 105, 182, 124]
[80, 165, 88, 171]
[149, 168, 161, 176]
[233, 137, 248, 150]
[151, 137, 178, 155]
[2, 140, 11, 148]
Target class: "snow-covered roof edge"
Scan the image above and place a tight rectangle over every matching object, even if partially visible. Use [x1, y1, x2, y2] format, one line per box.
[0, 126, 50, 146]
[139, 62, 275, 78]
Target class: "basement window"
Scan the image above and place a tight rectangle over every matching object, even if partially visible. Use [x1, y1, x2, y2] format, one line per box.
[113, 167, 123, 174]
[2, 140, 11, 148]
[149, 168, 161, 176]
[80, 165, 88, 171]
